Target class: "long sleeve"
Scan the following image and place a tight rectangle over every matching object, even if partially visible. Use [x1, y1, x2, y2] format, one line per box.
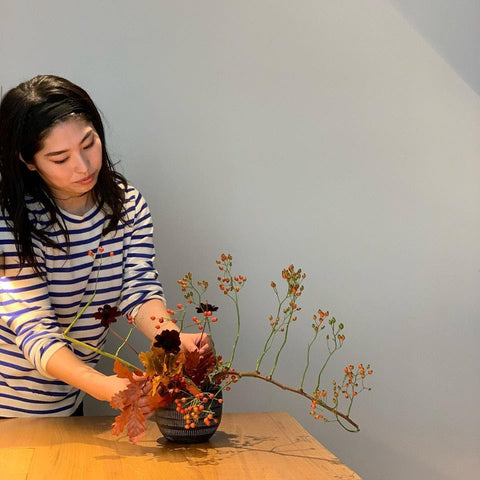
[0, 184, 167, 416]
[118, 188, 165, 318]
[0, 262, 66, 378]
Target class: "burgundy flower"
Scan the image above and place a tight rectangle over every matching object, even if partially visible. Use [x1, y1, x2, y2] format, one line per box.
[94, 305, 121, 328]
[195, 303, 218, 314]
[153, 329, 181, 354]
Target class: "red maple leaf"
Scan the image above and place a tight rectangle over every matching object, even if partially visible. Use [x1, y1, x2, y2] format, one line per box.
[184, 349, 217, 387]
[110, 360, 166, 444]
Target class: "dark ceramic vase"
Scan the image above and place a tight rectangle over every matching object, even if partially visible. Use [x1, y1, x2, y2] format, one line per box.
[155, 391, 223, 443]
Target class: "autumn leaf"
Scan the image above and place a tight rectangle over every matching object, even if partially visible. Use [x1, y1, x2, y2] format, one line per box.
[113, 359, 135, 381]
[184, 378, 202, 397]
[139, 350, 163, 376]
[112, 404, 146, 444]
[110, 366, 154, 444]
[184, 350, 217, 387]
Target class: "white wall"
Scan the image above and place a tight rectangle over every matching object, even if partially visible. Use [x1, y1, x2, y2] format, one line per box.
[391, 0, 480, 95]
[1, 1, 479, 479]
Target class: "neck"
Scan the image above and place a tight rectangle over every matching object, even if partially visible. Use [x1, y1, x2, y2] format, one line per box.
[54, 192, 95, 216]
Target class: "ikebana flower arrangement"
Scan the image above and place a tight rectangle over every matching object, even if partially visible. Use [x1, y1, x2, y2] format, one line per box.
[65, 252, 373, 444]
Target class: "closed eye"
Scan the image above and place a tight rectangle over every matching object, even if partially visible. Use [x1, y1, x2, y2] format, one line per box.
[83, 139, 95, 149]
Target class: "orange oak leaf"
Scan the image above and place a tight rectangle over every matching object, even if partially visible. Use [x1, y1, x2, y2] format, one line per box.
[113, 359, 135, 381]
[111, 362, 173, 444]
[112, 404, 146, 444]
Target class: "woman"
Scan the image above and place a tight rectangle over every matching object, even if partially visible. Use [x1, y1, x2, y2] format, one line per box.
[0, 75, 209, 417]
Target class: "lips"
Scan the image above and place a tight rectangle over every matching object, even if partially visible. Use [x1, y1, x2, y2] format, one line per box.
[76, 174, 95, 185]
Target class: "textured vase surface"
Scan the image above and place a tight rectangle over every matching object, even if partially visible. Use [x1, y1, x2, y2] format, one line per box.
[155, 392, 223, 443]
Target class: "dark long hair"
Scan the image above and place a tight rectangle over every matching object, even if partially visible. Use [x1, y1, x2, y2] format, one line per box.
[0, 75, 128, 275]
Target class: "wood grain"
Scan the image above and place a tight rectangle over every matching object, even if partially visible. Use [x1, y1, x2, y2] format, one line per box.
[0, 412, 361, 480]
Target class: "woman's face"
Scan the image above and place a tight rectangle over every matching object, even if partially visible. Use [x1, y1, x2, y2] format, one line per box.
[27, 116, 103, 204]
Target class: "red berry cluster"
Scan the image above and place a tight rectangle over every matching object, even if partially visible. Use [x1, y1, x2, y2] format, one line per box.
[174, 392, 223, 429]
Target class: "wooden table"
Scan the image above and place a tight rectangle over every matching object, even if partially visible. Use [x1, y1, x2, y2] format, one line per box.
[0, 411, 361, 479]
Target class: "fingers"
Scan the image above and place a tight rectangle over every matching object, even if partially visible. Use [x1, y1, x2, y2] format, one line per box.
[132, 372, 147, 382]
[198, 340, 211, 355]
[180, 332, 212, 354]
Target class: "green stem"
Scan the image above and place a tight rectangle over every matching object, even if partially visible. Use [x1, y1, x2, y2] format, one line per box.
[226, 289, 241, 368]
[110, 326, 137, 357]
[63, 333, 140, 371]
[269, 306, 294, 377]
[63, 252, 140, 372]
[300, 328, 318, 390]
[255, 291, 286, 372]
[64, 253, 101, 337]
[314, 321, 343, 392]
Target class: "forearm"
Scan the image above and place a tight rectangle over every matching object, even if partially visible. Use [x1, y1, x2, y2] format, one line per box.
[134, 298, 210, 355]
[134, 298, 179, 340]
[45, 345, 127, 402]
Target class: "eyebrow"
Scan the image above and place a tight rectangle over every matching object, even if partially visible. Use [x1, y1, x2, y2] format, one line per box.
[44, 130, 94, 157]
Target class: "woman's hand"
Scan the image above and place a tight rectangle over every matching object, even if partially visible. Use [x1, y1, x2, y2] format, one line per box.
[179, 332, 212, 356]
[105, 374, 134, 401]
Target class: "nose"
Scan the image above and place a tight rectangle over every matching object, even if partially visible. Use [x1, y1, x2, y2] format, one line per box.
[74, 150, 90, 174]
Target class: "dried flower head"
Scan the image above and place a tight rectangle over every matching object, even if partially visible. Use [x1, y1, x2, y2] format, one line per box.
[94, 305, 121, 328]
[195, 303, 218, 314]
[153, 329, 181, 354]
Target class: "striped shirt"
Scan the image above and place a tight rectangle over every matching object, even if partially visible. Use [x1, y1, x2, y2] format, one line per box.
[0, 185, 164, 416]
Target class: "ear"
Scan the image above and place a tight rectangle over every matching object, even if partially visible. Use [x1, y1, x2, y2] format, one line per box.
[19, 154, 37, 171]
